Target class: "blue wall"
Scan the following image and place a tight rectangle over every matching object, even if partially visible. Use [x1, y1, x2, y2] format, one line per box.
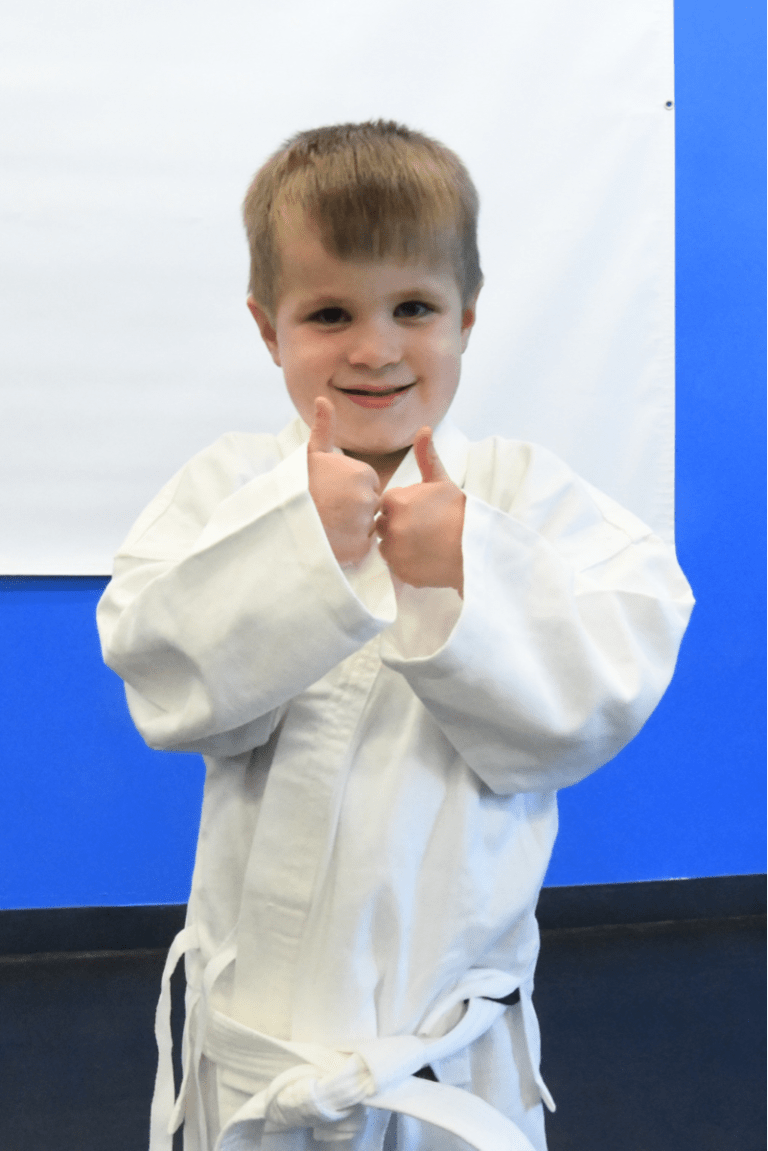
[1, 0, 764, 909]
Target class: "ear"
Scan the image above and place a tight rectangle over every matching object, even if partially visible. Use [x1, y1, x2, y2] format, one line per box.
[247, 296, 281, 366]
[460, 283, 482, 353]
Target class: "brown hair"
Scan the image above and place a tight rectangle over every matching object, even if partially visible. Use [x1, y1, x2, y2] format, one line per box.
[242, 120, 482, 316]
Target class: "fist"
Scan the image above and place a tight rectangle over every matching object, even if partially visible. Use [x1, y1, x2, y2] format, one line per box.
[307, 397, 381, 567]
[376, 428, 465, 595]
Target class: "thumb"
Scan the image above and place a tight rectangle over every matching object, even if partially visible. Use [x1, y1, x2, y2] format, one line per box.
[308, 396, 336, 454]
[414, 427, 449, 483]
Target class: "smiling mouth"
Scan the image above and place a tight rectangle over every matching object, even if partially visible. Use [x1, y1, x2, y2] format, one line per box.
[335, 383, 414, 396]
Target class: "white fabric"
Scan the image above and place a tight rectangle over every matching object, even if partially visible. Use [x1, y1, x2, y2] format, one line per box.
[150, 927, 538, 1150]
[97, 416, 693, 1150]
[2, 0, 675, 572]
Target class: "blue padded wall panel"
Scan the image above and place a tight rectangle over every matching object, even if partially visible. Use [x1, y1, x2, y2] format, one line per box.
[1, 578, 204, 908]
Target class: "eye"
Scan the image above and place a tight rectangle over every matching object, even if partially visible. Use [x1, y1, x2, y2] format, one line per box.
[307, 306, 350, 325]
[394, 300, 434, 319]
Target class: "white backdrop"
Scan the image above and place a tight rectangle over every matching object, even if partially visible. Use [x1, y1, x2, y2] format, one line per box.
[1, 0, 675, 573]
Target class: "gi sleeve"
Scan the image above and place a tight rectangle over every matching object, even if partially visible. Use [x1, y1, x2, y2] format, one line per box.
[97, 436, 396, 755]
[379, 441, 694, 794]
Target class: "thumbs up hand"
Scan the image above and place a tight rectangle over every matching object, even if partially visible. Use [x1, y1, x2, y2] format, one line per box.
[376, 427, 465, 595]
[307, 397, 381, 567]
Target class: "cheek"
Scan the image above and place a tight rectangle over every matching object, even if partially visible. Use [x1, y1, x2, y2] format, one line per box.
[281, 343, 338, 421]
[423, 327, 464, 366]
[427, 337, 463, 386]
[288, 337, 336, 380]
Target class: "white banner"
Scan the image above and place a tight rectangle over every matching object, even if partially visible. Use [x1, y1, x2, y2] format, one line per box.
[0, 0, 674, 573]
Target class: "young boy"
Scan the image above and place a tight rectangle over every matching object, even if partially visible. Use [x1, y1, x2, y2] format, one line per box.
[97, 121, 693, 1151]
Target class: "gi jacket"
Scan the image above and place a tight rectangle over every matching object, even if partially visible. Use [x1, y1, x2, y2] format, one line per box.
[97, 418, 693, 1151]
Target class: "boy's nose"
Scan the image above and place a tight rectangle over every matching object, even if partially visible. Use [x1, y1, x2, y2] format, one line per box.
[346, 321, 402, 371]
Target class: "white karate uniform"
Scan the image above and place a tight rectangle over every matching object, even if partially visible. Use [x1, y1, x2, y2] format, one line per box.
[97, 417, 693, 1151]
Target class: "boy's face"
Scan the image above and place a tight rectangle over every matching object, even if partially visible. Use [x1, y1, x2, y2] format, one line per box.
[247, 217, 478, 473]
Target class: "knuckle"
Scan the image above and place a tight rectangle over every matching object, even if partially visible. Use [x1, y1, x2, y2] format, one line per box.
[384, 489, 407, 510]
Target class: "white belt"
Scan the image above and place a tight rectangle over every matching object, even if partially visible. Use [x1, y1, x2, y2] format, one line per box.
[149, 926, 544, 1151]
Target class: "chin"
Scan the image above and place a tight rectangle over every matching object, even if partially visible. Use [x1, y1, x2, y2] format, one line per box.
[350, 436, 411, 456]
[336, 425, 407, 453]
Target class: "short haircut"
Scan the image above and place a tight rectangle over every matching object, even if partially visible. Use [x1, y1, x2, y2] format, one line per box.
[242, 120, 482, 316]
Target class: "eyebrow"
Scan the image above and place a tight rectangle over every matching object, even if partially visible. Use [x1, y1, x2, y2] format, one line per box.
[300, 296, 349, 312]
[304, 282, 448, 304]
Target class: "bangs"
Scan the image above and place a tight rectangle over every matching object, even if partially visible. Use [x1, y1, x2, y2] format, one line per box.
[283, 152, 462, 268]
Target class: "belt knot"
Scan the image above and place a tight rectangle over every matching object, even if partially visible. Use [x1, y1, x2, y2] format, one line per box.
[253, 1052, 375, 1141]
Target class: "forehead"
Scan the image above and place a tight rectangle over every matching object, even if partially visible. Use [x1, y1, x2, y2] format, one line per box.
[273, 210, 460, 301]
